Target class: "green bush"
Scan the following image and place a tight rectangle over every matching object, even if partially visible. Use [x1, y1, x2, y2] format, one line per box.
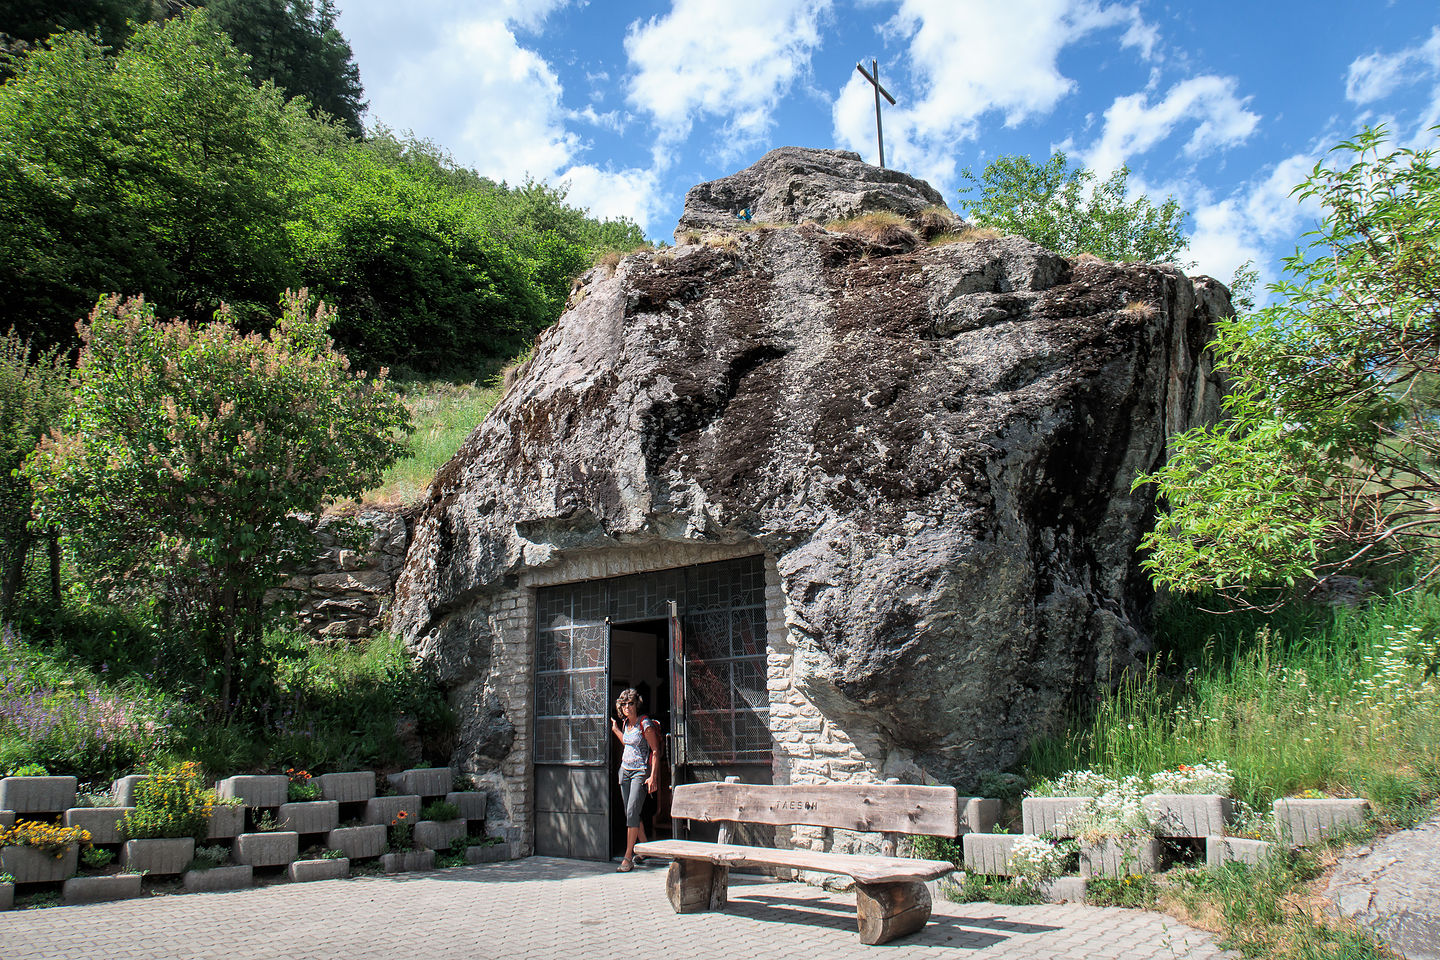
[119, 761, 217, 842]
[420, 800, 460, 822]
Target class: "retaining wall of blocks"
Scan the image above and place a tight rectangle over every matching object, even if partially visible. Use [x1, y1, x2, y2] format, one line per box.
[2, 843, 79, 883]
[217, 776, 288, 808]
[1021, 797, 1089, 837]
[1079, 837, 1161, 879]
[0, 776, 77, 813]
[318, 772, 375, 803]
[465, 842, 513, 864]
[391, 768, 451, 798]
[962, 833, 1025, 876]
[207, 805, 246, 840]
[364, 795, 421, 825]
[381, 849, 434, 873]
[120, 837, 195, 876]
[0, 880, 12, 910]
[62, 873, 143, 905]
[183, 865, 254, 893]
[288, 857, 349, 882]
[1272, 798, 1369, 846]
[963, 798, 1002, 835]
[414, 819, 466, 851]
[447, 791, 487, 821]
[1142, 795, 1235, 838]
[111, 776, 149, 806]
[64, 807, 132, 845]
[279, 801, 340, 834]
[327, 824, 387, 859]
[233, 831, 300, 867]
[0, 810, 13, 829]
[1207, 836, 1277, 869]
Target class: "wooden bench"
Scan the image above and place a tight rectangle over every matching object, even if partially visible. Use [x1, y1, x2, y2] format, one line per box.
[634, 778, 960, 945]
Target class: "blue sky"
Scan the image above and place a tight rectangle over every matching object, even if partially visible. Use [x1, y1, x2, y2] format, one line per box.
[333, 1, 1440, 291]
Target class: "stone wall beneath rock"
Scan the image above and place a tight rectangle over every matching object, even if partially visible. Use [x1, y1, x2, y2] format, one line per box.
[274, 509, 412, 640]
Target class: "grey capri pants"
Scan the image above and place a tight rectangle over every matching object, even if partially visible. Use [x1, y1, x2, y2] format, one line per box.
[619, 768, 648, 828]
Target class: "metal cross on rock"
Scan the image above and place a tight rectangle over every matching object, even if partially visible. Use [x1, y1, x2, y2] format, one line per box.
[855, 58, 896, 168]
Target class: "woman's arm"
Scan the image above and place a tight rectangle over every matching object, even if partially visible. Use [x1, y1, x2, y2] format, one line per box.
[643, 721, 662, 792]
[610, 717, 624, 743]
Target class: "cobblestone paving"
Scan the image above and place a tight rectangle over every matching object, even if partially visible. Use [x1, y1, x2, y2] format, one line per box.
[0, 857, 1234, 960]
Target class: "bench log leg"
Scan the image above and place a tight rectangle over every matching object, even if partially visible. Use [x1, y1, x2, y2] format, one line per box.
[666, 860, 728, 914]
[854, 880, 931, 945]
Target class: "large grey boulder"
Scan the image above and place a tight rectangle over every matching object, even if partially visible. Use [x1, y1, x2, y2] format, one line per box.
[393, 168, 1227, 785]
[674, 146, 949, 242]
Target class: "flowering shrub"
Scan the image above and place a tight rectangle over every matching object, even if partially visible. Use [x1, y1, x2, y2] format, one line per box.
[120, 761, 217, 841]
[1149, 761, 1234, 795]
[286, 768, 321, 802]
[0, 820, 91, 856]
[1007, 835, 1067, 886]
[1029, 771, 1152, 840]
[389, 810, 414, 851]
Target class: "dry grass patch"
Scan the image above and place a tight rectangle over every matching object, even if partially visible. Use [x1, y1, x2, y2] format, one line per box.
[830, 210, 918, 248]
[930, 226, 1003, 246]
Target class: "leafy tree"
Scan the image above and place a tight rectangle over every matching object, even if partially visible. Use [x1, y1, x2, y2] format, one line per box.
[0, 330, 70, 611]
[26, 291, 411, 713]
[201, 0, 366, 136]
[0, 13, 297, 345]
[1137, 126, 1440, 603]
[0, 0, 162, 56]
[959, 152, 1189, 264]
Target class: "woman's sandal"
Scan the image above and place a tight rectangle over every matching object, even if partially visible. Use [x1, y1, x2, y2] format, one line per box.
[616, 858, 633, 872]
[632, 855, 647, 865]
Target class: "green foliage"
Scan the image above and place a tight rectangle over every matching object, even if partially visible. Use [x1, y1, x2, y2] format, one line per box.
[8, 763, 48, 777]
[1139, 126, 1440, 599]
[958, 152, 1189, 263]
[188, 843, 229, 870]
[120, 761, 217, 842]
[943, 874, 1049, 906]
[286, 768, 321, 801]
[0, 0, 160, 51]
[909, 834, 961, 865]
[0, 330, 70, 611]
[0, 13, 298, 343]
[80, 846, 114, 871]
[1084, 874, 1158, 908]
[25, 292, 410, 715]
[420, 800, 460, 822]
[201, 0, 366, 135]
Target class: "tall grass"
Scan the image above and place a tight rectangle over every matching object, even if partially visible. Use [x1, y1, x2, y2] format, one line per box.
[1025, 591, 1440, 816]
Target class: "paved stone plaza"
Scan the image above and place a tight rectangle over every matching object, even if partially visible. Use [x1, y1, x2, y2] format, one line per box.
[0, 857, 1234, 960]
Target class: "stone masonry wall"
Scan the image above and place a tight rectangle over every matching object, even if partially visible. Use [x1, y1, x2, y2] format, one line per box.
[274, 509, 412, 640]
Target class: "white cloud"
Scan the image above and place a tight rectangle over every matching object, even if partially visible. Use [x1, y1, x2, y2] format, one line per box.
[624, 0, 833, 160]
[1345, 27, 1440, 104]
[558, 165, 667, 230]
[832, 0, 1158, 193]
[1082, 75, 1259, 175]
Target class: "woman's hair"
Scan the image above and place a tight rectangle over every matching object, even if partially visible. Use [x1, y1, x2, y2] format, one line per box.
[615, 688, 643, 714]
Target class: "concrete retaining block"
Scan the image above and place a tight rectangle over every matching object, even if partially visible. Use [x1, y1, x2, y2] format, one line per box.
[278, 801, 339, 834]
[318, 772, 375, 803]
[414, 819, 466, 851]
[120, 837, 194, 876]
[1207, 836, 1278, 869]
[288, 857, 349, 882]
[0, 776, 78, 814]
[1039, 876, 1087, 903]
[961, 833, 1025, 876]
[381, 849, 435, 873]
[962, 798, 1001, 835]
[390, 768, 451, 798]
[1142, 794, 1235, 838]
[1079, 837, 1161, 878]
[233, 831, 299, 867]
[111, 775, 150, 806]
[326, 824, 387, 860]
[0, 881, 12, 910]
[62, 873, 143, 904]
[206, 804, 245, 840]
[183, 864, 253, 892]
[0, 810, 13, 829]
[1272, 798, 1370, 846]
[217, 775, 287, 808]
[64, 807, 132, 845]
[2, 843, 78, 883]
[464, 842, 513, 864]
[364, 795, 421, 826]
[1021, 797, 1089, 838]
[446, 791, 487, 821]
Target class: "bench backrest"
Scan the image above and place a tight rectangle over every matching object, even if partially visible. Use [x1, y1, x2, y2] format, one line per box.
[669, 781, 960, 837]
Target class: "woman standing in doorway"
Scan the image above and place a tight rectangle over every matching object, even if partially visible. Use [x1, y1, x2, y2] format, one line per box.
[609, 687, 661, 872]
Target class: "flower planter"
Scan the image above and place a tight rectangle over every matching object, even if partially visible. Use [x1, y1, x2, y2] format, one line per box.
[120, 837, 195, 876]
[390, 768, 451, 799]
[1141, 794, 1235, 838]
[2, 843, 79, 883]
[1021, 797, 1089, 838]
[62, 873, 144, 905]
[381, 849, 435, 873]
[64, 807, 133, 846]
[1272, 798, 1369, 846]
[1206, 836, 1277, 869]
[206, 804, 245, 840]
[446, 791, 487, 822]
[961, 833, 1025, 876]
[233, 831, 300, 867]
[0, 776, 78, 814]
[413, 819, 466, 851]
[1078, 837, 1161, 878]
[326, 824, 387, 859]
[0, 880, 12, 910]
[363, 795, 420, 826]
[183, 864, 253, 893]
[318, 772, 376, 803]
[217, 775, 287, 809]
[962, 797, 1002, 834]
[278, 801, 339, 834]
[464, 842, 514, 864]
[111, 775, 150, 807]
[288, 857, 349, 882]
[1, 810, 15, 829]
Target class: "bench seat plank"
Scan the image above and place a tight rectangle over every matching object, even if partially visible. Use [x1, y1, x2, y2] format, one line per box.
[634, 839, 955, 884]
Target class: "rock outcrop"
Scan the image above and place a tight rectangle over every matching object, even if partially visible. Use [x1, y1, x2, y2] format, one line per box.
[393, 152, 1227, 785]
[674, 146, 950, 242]
[273, 509, 411, 640]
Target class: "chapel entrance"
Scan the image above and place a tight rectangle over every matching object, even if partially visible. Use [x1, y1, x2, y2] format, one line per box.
[532, 555, 774, 861]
